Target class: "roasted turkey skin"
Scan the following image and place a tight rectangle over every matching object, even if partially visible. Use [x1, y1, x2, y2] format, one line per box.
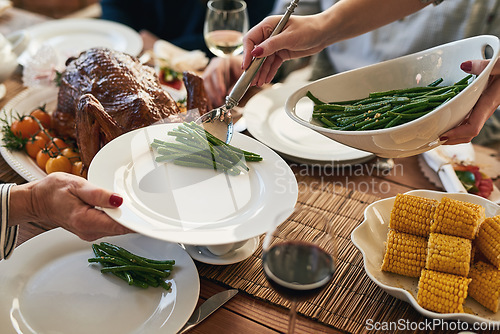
[53, 47, 182, 140]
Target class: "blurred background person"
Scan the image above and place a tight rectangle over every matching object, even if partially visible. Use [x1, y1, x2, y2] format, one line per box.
[100, 0, 272, 53]
[100, 0, 275, 106]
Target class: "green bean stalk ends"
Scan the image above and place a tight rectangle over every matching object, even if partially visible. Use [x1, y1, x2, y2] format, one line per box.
[151, 122, 263, 175]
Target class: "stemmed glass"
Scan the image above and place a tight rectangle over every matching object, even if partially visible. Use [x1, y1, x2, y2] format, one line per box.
[203, 0, 249, 95]
[262, 206, 337, 333]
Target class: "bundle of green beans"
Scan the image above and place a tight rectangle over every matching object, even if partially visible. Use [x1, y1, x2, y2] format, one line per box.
[88, 242, 175, 290]
[151, 122, 263, 176]
[309, 75, 473, 131]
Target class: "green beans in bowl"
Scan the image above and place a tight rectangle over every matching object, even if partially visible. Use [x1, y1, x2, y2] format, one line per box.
[285, 35, 499, 158]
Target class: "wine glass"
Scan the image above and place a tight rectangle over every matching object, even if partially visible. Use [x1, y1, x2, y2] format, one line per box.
[203, 0, 249, 95]
[262, 206, 338, 333]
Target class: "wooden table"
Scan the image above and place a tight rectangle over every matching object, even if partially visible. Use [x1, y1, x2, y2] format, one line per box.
[1, 7, 500, 334]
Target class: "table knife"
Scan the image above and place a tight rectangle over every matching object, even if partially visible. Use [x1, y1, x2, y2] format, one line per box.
[422, 148, 467, 193]
[178, 289, 238, 333]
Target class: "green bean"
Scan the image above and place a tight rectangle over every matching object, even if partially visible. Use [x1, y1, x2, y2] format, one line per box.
[352, 96, 391, 105]
[89, 242, 175, 291]
[358, 116, 393, 130]
[368, 86, 439, 98]
[101, 265, 170, 278]
[88, 256, 129, 267]
[313, 104, 346, 112]
[345, 100, 392, 113]
[173, 159, 241, 175]
[384, 115, 402, 128]
[319, 116, 337, 128]
[454, 74, 473, 86]
[184, 122, 259, 163]
[427, 78, 443, 87]
[339, 104, 393, 127]
[98, 242, 175, 270]
[306, 91, 325, 104]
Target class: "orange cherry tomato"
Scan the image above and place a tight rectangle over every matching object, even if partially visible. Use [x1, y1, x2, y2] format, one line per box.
[45, 155, 72, 174]
[47, 138, 69, 155]
[30, 108, 52, 129]
[61, 147, 80, 164]
[36, 150, 51, 172]
[37, 129, 56, 142]
[25, 135, 49, 159]
[10, 117, 40, 139]
[71, 161, 87, 178]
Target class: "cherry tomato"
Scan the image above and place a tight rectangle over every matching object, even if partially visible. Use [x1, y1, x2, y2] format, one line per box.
[71, 161, 87, 178]
[47, 138, 69, 155]
[30, 108, 52, 129]
[37, 129, 56, 142]
[25, 135, 49, 159]
[45, 155, 72, 174]
[61, 147, 80, 164]
[36, 150, 51, 172]
[10, 117, 40, 139]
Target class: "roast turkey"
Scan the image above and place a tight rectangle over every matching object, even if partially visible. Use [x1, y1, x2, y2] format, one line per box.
[52, 47, 209, 171]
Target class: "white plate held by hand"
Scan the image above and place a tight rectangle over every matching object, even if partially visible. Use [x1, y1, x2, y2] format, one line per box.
[88, 123, 298, 246]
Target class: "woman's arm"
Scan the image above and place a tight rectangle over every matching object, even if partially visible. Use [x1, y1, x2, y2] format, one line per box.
[9, 172, 131, 242]
[242, 0, 433, 85]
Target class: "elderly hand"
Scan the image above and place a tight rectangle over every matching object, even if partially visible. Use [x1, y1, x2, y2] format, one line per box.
[203, 55, 244, 107]
[10, 172, 132, 241]
[440, 58, 500, 145]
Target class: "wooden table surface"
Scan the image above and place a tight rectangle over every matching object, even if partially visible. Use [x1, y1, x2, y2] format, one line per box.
[1, 6, 500, 334]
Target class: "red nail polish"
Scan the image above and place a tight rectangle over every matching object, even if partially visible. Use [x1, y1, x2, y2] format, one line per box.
[251, 46, 263, 58]
[109, 194, 123, 207]
[460, 61, 472, 72]
[439, 136, 449, 142]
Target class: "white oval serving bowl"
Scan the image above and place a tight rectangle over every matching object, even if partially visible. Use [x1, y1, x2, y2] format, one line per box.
[285, 35, 500, 158]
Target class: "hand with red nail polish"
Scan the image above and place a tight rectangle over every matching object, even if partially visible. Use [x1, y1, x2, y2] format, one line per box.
[8, 172, 133, 242]
[440, 58, 500, 145]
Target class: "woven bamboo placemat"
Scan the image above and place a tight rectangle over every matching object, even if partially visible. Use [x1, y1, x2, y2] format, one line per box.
[195, 178, 426, 333]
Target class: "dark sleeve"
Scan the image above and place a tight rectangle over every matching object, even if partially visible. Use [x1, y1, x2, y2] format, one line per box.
[100, 0, 275, 53]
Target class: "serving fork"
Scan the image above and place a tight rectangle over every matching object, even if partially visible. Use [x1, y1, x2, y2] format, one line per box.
[197, 0, 301, 143]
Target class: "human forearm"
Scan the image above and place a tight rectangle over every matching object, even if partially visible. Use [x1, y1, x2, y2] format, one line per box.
[242, 0, 434, 84]
[319, 0, 430, 48]
[8, 182, 35, 227]
[8, 173, 130, 241]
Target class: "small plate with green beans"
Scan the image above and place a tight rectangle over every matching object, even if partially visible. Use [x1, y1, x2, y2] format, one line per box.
[285, 35, 499, 158]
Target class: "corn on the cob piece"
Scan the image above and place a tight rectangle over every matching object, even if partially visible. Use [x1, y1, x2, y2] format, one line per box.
[389, 194, 437, 237]
[431, 197, 485, 239]
[425, 233, 472, 276]
[417, 269, 471, 313]
[468, 261, 500, 312]
[381, 230, 427, 277]
[475, 215, 500, 269]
